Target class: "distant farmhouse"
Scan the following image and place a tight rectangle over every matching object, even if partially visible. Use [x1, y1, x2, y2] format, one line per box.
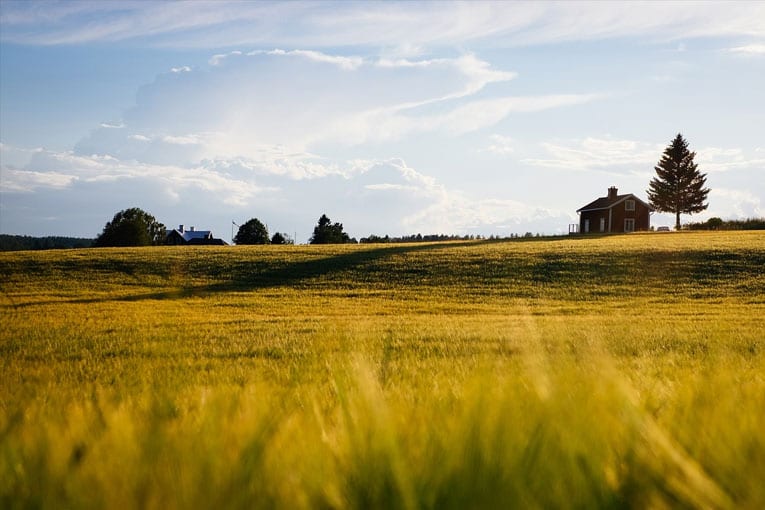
[575, 187, 653, 234]
[165, 225, 227, 245]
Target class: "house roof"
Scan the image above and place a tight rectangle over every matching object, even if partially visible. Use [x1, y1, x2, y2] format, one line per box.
[168, 229, 212, 242]
[179, 230, 212, 242]
[577, 193, 653, 213]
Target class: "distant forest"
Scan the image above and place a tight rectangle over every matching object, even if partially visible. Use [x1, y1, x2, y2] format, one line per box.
[683, 218, 765, 231]
[0, 235, 94, 251]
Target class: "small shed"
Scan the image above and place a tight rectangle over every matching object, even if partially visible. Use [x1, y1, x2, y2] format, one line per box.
[576, 187, 653, 233]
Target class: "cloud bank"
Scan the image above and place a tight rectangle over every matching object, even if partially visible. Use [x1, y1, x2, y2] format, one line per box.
[1, 48, 587, 237]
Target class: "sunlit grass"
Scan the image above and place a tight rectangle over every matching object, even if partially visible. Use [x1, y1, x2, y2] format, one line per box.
[1, 231, 764, 508]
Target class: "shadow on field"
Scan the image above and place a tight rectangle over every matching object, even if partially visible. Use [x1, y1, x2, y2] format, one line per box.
[8, 241, 486, 307]
[4, 236, 764, 309]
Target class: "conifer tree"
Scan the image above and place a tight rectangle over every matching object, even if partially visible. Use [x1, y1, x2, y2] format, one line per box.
[309, 214, 353, 244]
[647, 133, 709, 230]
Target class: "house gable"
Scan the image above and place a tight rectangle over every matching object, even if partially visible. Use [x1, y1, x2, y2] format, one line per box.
[577, 187, 653, 233]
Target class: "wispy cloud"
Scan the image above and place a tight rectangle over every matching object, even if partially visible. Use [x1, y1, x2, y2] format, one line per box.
[696, 147, 765, 172]
[209, 50, 242, 66]
[99, 122, 124, 129]
[162, 134, 203, 146]
[524, 137, 765, 176]
[312, 93, 599, 147]
[248, 49, 364, 70]
[727, 43, 765, 56]
[2, 2, 763, 48]
[0, 168, 77, 192]
[483, 135, 515, 155]
[170, 66, 192, 73]
[436, 95, 598, 135]
[523, 137, 664, 173]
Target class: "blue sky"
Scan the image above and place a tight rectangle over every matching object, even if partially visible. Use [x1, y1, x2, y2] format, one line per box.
[1, 1, 763, 242]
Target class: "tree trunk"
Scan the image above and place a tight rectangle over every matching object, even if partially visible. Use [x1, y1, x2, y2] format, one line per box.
[675, 211, 681, 231]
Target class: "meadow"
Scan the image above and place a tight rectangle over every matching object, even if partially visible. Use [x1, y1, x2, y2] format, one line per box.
[1, 231, 764, 509]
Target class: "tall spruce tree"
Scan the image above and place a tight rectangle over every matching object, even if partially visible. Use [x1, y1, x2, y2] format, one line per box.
[647, 133, 709, 230]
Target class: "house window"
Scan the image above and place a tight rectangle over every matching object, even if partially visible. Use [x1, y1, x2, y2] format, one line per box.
[625, 200, 635, 211]
[584, 219, 590, 233]
[600, 218, 605, 232]
[625, 218, 635, 232]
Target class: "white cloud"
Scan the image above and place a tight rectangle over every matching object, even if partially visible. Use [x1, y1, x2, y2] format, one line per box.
[74, 48, 564, 155]
[707, 188, 763, 219]
[364, 183, 419, 192]
[209, 50, 242, 66]
[0, 168, 77, 192]
[248, 49, 364, 70]
[2, 144, 571, 236]
[402, 193, 574, 235]
[437, 95, 598, 135]
[484, 135, 515, 155]
[523, 138, 765, 183]
[162, 134, 203, 145]
[0, 142, 41, 167]
[314, 93, 598, 147]
[374, 53, 517, 101]
[696, 147, 765, 172]
[170, 66, 192, 73]
[727, 44, 765, 55]
[2, 148, 264, 206]
[99, 122, 124, 129]
[524, 137, 664, 173]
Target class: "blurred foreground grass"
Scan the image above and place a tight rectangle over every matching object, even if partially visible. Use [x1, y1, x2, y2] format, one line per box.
[1, 231, 764, 509]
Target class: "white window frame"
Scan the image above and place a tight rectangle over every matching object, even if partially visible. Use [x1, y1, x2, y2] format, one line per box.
[624, 218, 635, 232]
[625, 200, 635, 211]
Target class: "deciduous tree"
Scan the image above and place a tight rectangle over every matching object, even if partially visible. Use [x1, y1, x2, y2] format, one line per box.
[234, 218, 270, 245]
[94, 207, 165, 247]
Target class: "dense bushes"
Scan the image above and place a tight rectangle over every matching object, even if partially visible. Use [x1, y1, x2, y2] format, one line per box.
[685, 217, 765, 231]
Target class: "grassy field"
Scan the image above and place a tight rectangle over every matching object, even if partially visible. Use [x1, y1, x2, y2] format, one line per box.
[1, 231, 764, 509]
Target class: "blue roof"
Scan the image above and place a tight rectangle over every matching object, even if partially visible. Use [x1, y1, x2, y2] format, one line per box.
[178, 230, 211, 242]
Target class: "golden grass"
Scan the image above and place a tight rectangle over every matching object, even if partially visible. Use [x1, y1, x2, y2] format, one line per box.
[1, 231, 764, 508]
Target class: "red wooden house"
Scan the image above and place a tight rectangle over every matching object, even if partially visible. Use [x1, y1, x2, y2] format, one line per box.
[576, 187, 653, 233]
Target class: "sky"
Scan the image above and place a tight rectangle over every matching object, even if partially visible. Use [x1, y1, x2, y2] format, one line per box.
[1, 1, 763, 242]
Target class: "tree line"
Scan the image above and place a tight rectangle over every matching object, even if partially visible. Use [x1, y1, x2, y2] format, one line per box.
[0, 235, 94, 251]
[81, 133, 761, 248]
[683, 217, 765, 231]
